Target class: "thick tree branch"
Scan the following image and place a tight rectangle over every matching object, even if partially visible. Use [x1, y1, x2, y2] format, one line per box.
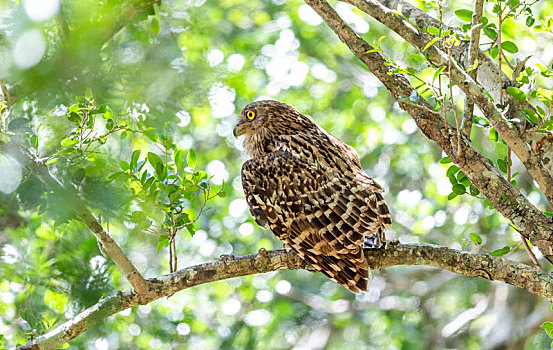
[369, 0, 514, 107]
[342, 0, 553, 208]
[15, 244, 553, 350]
[305, 0, 553, 263]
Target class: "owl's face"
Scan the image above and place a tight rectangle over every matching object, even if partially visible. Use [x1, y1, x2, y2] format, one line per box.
[233, 100, 313, 137]
[233, 100, 272, 138]
[234, 100, 317, 157]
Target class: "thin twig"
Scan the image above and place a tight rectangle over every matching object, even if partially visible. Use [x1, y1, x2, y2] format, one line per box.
[498, 3, 504, 106]
[507, 148, 512, 183]
[461, 0, 484, 138]
[447, 44, 461, 156]
[520, 233, 543, 269]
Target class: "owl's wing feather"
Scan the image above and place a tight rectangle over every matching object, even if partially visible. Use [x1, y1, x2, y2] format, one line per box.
[241, 150, 388, 293]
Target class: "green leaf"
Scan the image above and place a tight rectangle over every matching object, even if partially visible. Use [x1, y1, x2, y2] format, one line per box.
[524, 109, 539, 124]
[483, 199, 494, 209]
[99, 104, 113, 119]
[119, 160, 130, 171]
[147, 152, 166, 180]
[447, 192, 458, 200]
[131, 150, 141, 170]
[469, 184, 480, 196]
[147, 152, 163, 169]
[143, 131, 158, 142]
[426, 26, 440, 35]
[446, 165, 460, 178]
[365, 48, 381, 54]
[151, 17, 160, 35]
[497, 158, 508, 173]
[489, 246, 510, 257]
[452, 184, 466, 195]
[507, 87, 526, 102]
[409, 54, 425, 62]
[501, 41, 518, 53]
[218, 190, 227, 198]
[60, 138, 78, 147]
[544, 212, 553, 217]
[108, 171, 127, 182]
[423, 37, 440, 52]
[489, 127, 499, 142]
[187, 148, 197, 169]
[433, 66, 446, 82]
[45, 158, 59, 165]
[68, 104, 79, 113]
[526, 16, 536, 27]
[439, 156, 451, 164]
[455, 9, 473, 22]
[469, 232, 482, 245]
[106, 119, 114, 130]
[186, 223, 196, 236]
[490, 46, 499, 58]
[541, 322, 553, 339]
[542, 120, 553, 130]
[157, 235, 169, 253]
[484, 27, 497, 40]
[474, 116, 489, 126]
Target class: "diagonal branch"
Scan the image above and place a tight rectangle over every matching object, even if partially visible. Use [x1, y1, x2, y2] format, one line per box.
[341, 0, 553, 208]
[305, 0, 553, 263]
[367, 0, 514, 106]
[15, 244, 553, 350]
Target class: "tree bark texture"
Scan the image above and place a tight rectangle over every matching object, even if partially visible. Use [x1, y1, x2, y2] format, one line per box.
[16, 244, 553, 350]
[305, 0, 553, 264]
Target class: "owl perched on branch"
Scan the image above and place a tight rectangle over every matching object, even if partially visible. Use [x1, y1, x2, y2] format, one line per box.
[234, 100, 391, 293]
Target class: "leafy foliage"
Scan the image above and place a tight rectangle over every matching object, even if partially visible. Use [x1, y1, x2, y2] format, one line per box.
[0, 0, 552, 348]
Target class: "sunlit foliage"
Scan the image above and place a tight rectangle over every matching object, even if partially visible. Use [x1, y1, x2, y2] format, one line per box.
[1, 0, 553, 348]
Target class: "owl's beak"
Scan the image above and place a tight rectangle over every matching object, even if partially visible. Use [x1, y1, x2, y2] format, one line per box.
[233, 124, 246, 138]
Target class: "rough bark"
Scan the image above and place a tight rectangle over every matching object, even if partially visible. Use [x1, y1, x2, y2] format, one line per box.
[341, 0, 553, 208]
[16, 244, 553, 350]
[305, 0, 553, 264]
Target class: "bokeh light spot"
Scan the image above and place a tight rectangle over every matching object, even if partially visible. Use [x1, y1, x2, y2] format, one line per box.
[13, 29, 46, 69]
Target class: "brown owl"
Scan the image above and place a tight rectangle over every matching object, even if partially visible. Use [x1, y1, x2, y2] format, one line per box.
[234, 100, 391, 293]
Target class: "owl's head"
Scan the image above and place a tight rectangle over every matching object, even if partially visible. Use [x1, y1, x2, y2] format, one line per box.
[234, 100, 314, 137]
[233, 100, 316, 157]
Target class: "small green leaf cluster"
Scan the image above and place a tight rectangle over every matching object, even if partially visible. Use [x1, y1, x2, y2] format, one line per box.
[54, 97, 128, 165]
[440, 157, 479, 201]
[111, 144, 225, 254]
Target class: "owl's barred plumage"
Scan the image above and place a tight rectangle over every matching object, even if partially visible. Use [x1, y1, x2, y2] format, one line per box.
[234, 100, 391, 293]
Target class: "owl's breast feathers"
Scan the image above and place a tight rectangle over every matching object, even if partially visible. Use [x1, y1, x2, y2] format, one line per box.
[241, 132, 391, 293]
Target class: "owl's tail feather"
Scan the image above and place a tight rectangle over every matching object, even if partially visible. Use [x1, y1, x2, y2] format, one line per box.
[298, 247, 370, 294]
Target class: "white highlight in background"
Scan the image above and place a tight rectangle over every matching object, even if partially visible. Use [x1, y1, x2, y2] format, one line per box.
[24, 0, 60, 21]
[13, 30, 46, 69]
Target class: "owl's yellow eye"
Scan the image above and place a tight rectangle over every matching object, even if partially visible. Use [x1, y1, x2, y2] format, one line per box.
[246, 110, 256, 120]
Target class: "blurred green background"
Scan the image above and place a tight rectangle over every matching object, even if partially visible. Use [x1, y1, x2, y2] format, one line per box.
[1, 0, 552, 348]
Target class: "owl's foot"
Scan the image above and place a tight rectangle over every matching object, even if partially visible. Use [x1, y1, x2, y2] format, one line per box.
[363, 236, 386, 249]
